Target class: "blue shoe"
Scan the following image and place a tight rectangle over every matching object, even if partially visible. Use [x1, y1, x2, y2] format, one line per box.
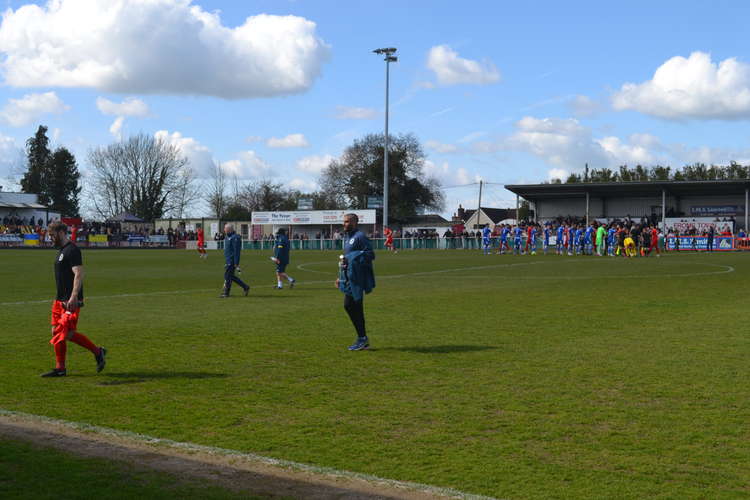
[348, 337, 369, 351]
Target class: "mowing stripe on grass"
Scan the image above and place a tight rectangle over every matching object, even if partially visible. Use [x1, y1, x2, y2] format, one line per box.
[0, 259, 734, 307]
[0, 408, 500, 500]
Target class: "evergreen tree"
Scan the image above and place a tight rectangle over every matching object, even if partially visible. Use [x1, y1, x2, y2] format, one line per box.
[20, 125, 52, 205]
[48, 147, 81, 216]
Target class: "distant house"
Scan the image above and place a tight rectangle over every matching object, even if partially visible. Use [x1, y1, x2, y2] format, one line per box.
[460, 206, 516, 230]
[398, 214, 452, 234]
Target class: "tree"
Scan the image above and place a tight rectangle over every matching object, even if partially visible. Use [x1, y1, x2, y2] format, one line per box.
[20, 126, 81, 215]
[565, 172, 582, 183]
[318, 133, 444, 220]
[206, 162, 228, 218]
[20, 125, 52, 206]
[239, 179, 296, 212]
[48, 147, 81, 216]
[88, 133, 197, 221]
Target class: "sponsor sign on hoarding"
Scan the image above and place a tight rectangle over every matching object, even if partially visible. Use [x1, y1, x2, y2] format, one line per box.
[367, 196, 383, 209]
[664, 217, 733, 235]
[690, 205, 743, 216]
[666, 236, 734, 251]
[252, 210, 376, 225]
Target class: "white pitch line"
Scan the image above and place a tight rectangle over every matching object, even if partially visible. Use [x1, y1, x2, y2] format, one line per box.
[0, 408, 499, 500]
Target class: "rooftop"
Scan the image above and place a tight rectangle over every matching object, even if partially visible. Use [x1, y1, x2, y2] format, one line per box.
[505, 179, 750, 200]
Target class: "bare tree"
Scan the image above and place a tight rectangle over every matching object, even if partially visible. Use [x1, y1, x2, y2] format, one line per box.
[239, 179, 296, 211]
[88, 133, 197, 221]
[206, 162, 228, 218]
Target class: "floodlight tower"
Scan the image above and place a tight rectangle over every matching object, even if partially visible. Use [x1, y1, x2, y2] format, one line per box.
[373, 47, 397, 231]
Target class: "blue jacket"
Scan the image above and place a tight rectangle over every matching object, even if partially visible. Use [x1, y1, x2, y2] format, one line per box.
[274, 234, 290, 264]
[224, 232, 242, 266]
[339, 230, 375, 301]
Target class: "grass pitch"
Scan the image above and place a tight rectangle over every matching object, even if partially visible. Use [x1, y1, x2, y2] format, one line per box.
[1, 248, 749, 499]
[0, 437, 252, 500]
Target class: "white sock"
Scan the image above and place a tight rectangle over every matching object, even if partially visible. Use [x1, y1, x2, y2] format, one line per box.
[277, 280, 283, 287]
[287, 276, 294, 282]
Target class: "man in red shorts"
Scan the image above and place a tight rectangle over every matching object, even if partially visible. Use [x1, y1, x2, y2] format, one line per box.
[197, 225, 207, 259]
[41, 221, 106, 377]
[384, 226, 396, 252]
[648, 225, 660, 257]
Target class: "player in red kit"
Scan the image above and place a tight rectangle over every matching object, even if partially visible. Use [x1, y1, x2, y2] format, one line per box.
[648, 225, 660, 256]
[41, 222, 106, 377]
[384, 227, 396, 252]
[197, 226, 207, 259]
[524, 224, 533, 254]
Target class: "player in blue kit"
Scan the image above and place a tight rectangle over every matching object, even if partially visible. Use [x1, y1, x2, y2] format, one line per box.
[513, 225, 523, 255]
[584, 224, 595, 255]
[272, 228, 296, 289]
[575, 225, 583, 255]
[568, 225, 576, 255]
[498, 224, 511, 254]
[529, 225, 538, 255]
[556, 224, 564, 255]
[481, 225, 492, 255]
[607, 225, 617, 256]
[543, 224, 551, 255]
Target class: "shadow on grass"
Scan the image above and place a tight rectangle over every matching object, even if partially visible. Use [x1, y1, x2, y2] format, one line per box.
[100, 372, 229, 385]
[374, 345, 497, 354]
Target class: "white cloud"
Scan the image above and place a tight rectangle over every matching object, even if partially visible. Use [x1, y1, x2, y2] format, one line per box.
[223, 151, 271, 179]
[109, 116, 125, 140]
[266, 133, 309, 148]
[245, 135, 263, 143]
[0, 1, 330, 99]
[335, 106, 378, 120]
[0, 91, 68, 126]
[425, 140, 458, 154]
[458, 131, 487, 144]
[288, 177, 318, 191]
[0, 133, 24, 185]
[426, 45, 500, 86]
[612, 51, 750, 120]
[596, 136, 655, 165]
[628, 133, 662, 150]
[498, 116, 666, 168]
[96, 97, 149, 117]
[416, 81, 435, 90]
[548, 168, 569, 181]
[296, 154, 334, 174]
[568, 95, 604, 117]
[667, 143, 750, 166]
[154, 129, 214, 177]
[423, 159, 478, 186]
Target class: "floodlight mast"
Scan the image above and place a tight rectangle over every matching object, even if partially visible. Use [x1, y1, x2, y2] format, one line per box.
[373, 47, 397, 231]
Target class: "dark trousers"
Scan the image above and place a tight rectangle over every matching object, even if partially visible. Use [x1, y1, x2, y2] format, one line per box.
[224, 264, 248, 293]
[707, 237, 714, 251]
[344, 294, 366, 338]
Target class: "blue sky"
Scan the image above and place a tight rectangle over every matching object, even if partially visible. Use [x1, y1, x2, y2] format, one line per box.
[0, 0, 749, 216]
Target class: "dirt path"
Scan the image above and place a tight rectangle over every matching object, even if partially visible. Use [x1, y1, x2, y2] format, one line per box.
[0, 413, 483, 500]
